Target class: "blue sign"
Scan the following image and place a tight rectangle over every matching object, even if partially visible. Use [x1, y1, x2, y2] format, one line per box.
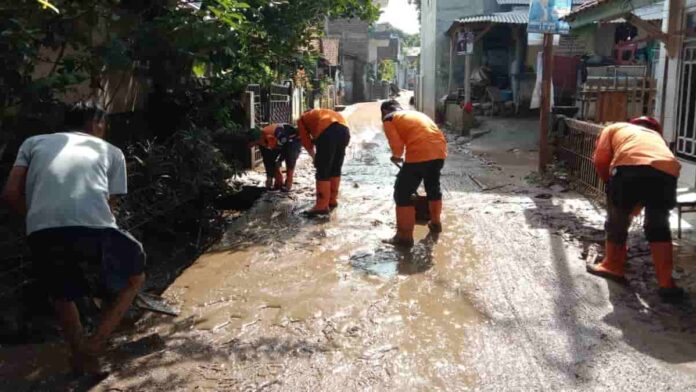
[528, 0, 571, 35]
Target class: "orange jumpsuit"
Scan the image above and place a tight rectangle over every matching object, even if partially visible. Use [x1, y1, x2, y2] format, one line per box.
[383, 110, 447, 162]
[593, 123, 680, 181]
[298, 109, 348, 153]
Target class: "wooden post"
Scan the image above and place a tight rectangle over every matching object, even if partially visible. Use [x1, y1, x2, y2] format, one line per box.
[464, 28, 472, 104]
[539, 33, 554, 173]
[464, 54, 472, 103]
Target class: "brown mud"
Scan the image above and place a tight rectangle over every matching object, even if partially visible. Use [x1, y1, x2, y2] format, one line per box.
[4, 99, 696, 391]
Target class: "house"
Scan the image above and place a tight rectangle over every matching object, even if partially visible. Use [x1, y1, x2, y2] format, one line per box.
[418, 0, 497, 118]
[564, 0, 696, 186]
[324, 0, 388, 104]
[326, 18, 371, 104]
[369, 23, 406, 95]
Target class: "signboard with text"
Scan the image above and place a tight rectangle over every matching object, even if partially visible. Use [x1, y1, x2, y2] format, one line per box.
[528, 0, 571, 35]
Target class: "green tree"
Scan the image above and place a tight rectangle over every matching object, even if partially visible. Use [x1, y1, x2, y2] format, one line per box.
[378, 59, 396, 82]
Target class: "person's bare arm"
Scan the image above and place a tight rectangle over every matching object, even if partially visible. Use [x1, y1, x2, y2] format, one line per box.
[2, 166, 28, 215]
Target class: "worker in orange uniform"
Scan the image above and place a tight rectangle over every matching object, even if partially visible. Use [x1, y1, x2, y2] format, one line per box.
[298, 108, 351, 216]
[249, 123, 301, 191]
[380, 100, 447, 247]
[589, 116, 685, 303]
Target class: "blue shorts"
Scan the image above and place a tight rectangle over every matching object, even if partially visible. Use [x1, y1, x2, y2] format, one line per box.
[28, 227, 146, 301]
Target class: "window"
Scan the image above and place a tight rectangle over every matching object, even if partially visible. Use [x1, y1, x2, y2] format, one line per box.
[675, 13, 696, 160]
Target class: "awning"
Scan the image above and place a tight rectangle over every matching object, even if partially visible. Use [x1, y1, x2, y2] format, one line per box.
[562, 0, 682, 57]
[495, 0, 584, 5]
[563, 0, 661, 28]
[454, 11, 529, 25]
[611, 1, 664, 22]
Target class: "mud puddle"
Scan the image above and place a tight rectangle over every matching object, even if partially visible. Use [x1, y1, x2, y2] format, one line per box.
[85, 100, 485, 390]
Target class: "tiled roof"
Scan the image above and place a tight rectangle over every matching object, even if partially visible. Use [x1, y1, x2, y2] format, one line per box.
[320, 38, 340, 66]
[496, 0, 584, 4]
[455, 11, 529, 25]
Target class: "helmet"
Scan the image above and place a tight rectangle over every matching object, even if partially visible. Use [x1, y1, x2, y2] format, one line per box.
[629, 116, 662, 134]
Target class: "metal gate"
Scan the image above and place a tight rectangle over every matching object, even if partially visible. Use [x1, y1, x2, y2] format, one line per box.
[558, 118, 606, 196]
[676, 37, 696, 160]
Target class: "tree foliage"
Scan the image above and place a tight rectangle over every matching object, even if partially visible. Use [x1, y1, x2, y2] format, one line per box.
[0, 0, 379, 135]
[378, 59, 396, 82]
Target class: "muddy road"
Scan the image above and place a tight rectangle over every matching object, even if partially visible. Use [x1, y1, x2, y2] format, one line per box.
[6, 100, 696, 391]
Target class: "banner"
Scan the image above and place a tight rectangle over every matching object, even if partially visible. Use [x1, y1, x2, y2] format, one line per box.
[528, 0, 571, 35]
[456, 31, 474, 55]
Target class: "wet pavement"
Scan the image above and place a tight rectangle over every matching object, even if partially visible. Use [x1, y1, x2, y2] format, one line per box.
[5, 100, 696, 391]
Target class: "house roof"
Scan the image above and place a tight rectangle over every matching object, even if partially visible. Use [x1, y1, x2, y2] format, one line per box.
[320, 38, 340, 66]
[564, 0, 660, 23]
[495, 0, 584, 4]
[454, 10, 529, 26]
[611, 1, 664, 22]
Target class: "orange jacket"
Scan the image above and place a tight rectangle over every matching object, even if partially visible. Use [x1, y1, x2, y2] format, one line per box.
[383, 110, 447, 163]
[593, 123, 680, 181]
[298, 109, 348, 152]
[258, 124, 279, 149]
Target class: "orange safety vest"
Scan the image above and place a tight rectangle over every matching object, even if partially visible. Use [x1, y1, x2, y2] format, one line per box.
[258, 124, 279, 149]
[593, 122, 680, 181]
[382, 110, 447, 163]
[298, 109, 348, 152]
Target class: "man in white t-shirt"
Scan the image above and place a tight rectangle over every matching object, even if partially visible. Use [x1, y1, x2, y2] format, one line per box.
[2, 102, 145, 374]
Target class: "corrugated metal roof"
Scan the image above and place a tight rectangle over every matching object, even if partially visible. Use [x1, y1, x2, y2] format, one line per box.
[565, 0, 665, 22]
[623, 1, 664, 21]
[496, 0, 584, 4]
[455, 11, 529, 25]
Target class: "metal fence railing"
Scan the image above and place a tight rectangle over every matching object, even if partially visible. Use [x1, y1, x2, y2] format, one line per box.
[557, 118, 606, 196]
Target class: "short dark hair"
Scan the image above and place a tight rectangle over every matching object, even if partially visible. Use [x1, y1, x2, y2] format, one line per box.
[380, 100, 402, 113]
[65, 101, 107, 129]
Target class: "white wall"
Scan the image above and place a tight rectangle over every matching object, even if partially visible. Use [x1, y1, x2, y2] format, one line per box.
[418, 0, 487, 118]
[419, 0, 438, 117]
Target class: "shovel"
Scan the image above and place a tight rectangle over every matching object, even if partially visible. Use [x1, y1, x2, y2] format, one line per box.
[391, 160, 431, 223]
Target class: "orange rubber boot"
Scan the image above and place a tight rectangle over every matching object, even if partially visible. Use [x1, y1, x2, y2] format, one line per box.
[304, 180, 331, 217]
[382, 206, 415, 247]
[273, 169, 284, 190]
[650, 242, 686, 303]
[329, 176, 341, 210]
[428, 200, 443, 233]
[650, 242, 677, 288]
[586, 241, 628, 284]
[284, 169, 295, 191]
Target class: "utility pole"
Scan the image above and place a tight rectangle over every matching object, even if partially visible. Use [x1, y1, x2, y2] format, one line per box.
[539, 33, 554, 173]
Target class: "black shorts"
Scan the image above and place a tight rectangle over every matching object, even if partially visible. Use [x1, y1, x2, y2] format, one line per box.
[260, 147, 281, 178]
[394, 159, 445, 206]
[314, 123, 350, 180]
[605, 165, 677, 243]
[28, 227, 146, 301]
[280, 140, 301, 170]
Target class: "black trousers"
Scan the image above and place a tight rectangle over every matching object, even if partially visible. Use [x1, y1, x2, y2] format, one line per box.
[394, 159, 445, 206]
[605, 165, 677, 244]
[260, 141, 301, 178]
[314, 123, 350, 180]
